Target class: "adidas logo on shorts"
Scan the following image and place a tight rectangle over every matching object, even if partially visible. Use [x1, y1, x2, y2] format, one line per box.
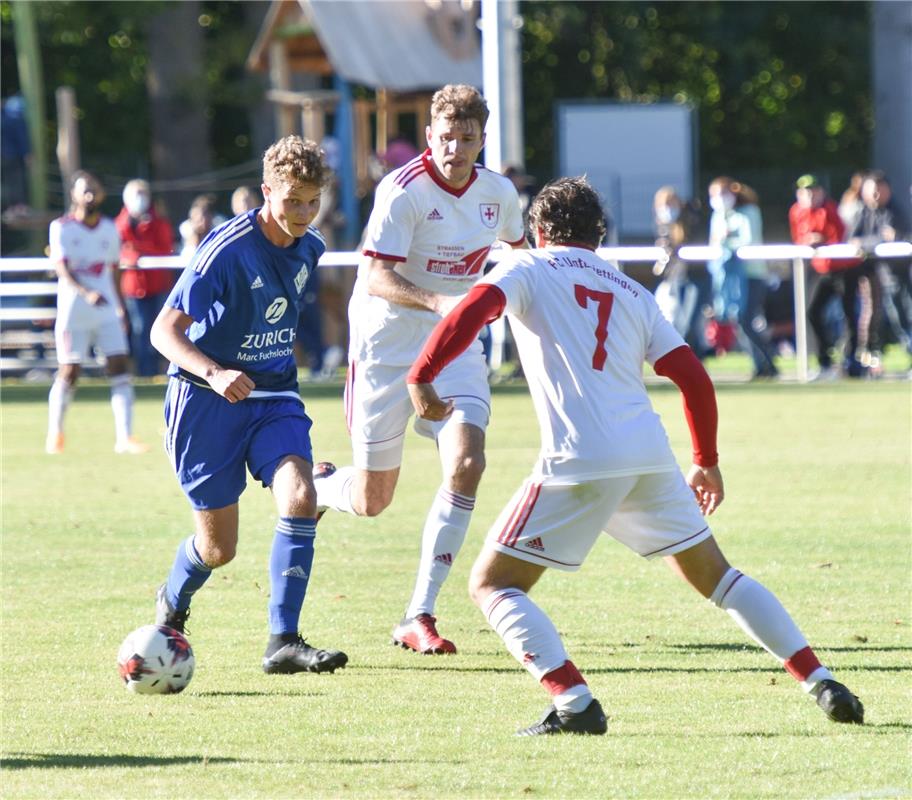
[434, 553, 453, 565]
[525, 537, 545, 552]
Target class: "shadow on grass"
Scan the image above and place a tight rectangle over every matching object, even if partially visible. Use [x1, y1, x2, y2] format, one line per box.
[1, 752, 468, 770]
[1, 753, 245, 770]
[357, 663, 909, 675]
[192, 690, 325, 698]
[663, 643, 912, 654]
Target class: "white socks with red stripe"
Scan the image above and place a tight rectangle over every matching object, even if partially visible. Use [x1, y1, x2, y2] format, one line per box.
[47, 378, 73, 436]
[314, 465, 356, 515]
[405, 488, 474, 618]
[710, 567, 833, 692]
[482, 588, 592, 713]
[110, 373, 135, 444]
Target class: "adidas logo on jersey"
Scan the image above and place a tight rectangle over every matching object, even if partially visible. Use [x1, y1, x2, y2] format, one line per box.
[525, 537, 545, 552]
[434, 553, 453, 565]
[250, 275, 264, 289]
[281, 566, 309, 579]
[426, 208, 443, 221]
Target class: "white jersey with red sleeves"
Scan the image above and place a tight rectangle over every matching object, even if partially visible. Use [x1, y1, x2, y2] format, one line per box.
[352, 150, 525, 366]
[478, 246, 687, 483]
[49, 215, 122, 327]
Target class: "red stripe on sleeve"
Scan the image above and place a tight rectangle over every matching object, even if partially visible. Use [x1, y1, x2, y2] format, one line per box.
[407, 284, 506, 385]
[653, 345, 719, 467]
[362, 249, 407, 263]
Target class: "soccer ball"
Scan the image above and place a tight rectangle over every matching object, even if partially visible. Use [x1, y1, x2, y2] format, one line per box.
[117, 624, 195, 694]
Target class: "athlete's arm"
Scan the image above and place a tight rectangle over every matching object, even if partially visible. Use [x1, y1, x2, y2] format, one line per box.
[53, 259, 107, 307]
[150, 306, 254, 403]
[407, 284, 507, 419]
[653, 344, 724, 514]
[365, 256, 456, 315]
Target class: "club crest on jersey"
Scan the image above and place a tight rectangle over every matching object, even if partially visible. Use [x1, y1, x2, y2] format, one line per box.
[265, 297, 288, 324]
[294, 263, 310, 294]
[479, 203, 500, 229]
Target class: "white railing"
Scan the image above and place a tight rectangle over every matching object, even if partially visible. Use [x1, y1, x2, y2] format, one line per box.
[2, 242, 910, 381]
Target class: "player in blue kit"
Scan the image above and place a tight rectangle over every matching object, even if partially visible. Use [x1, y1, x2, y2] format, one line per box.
[149, 136, 347, 675]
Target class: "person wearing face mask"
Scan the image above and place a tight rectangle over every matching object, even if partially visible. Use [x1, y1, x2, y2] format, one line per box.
[115, 179, 175, 376]
[788, 174, 861, 380]
[707, 177, 778, 379]
[652, 186, 710, 358]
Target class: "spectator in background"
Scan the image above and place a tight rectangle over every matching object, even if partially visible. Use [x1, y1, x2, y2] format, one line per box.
[788, 174, 861, 380]
[707, 176, 778, 379]
[652, 186, 710, 358]
[1, 94, 31, 215]
[230, 185, 260, 216]
[115, 179, 175, 377]
[847, 171, 912, 374]
[838, 171, 866, 230]
[179, 194, 223, 260]
[380, 135, 420, 172]
[503, 165, 535, 221]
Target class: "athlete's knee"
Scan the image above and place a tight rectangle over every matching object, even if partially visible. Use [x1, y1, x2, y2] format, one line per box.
[353, 492, 392, 517]
[448, 450, 486, 488]
[351, 471, 396, 517]
[197, 539, 236, 568]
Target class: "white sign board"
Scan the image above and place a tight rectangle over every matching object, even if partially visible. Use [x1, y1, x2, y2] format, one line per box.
[556, 102, 696, 239]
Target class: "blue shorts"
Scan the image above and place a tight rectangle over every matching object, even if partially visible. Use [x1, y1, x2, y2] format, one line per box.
[164, 378, 314, 510]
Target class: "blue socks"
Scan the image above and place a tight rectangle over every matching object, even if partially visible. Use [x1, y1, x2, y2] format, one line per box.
[165, 535, 212, 612]
[268, 517, 316, 635]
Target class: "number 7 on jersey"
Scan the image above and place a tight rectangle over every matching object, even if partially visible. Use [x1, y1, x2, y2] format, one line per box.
[574, 284, 615, 371]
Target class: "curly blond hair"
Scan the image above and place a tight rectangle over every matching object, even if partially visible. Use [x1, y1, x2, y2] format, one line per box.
[430, 84, 489, 129]
[262, 135, 330, 190]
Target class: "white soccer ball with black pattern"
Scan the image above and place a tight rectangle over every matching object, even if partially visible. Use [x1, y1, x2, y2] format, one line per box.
[117, 624, 195, 694]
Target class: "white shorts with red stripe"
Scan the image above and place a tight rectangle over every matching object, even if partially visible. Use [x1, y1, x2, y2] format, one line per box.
[344, 351, 490, 471]
[55, 310, 128, 365]
[488, 470, 712, 570]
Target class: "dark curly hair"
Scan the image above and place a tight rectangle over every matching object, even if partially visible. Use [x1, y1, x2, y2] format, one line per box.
[529, 176, 607, 248]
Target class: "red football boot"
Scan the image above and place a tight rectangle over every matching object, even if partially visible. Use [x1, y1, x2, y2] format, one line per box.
[391, 614, 457, 655]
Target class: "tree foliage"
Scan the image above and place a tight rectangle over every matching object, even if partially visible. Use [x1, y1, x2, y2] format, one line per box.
[520, 1, 872, 181]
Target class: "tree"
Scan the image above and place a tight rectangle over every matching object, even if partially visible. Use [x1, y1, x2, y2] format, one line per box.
[520, 1, 872, 200]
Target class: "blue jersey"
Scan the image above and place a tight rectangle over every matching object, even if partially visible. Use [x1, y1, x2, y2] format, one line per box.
[165, 209, 326, 396]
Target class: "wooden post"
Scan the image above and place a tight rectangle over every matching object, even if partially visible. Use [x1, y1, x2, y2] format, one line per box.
[269, 41, 296, 136]
[55, 87, 81, 188]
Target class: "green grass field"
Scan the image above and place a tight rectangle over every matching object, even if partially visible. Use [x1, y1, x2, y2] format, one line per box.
[1, 370, 910, 799]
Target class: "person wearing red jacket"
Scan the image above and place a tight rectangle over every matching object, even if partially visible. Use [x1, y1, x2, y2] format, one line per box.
[788, 174, 862, 379]
[115, 179, 175, 376]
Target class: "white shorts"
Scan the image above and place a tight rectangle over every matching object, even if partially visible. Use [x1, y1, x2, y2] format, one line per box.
[344, 350, 491, 471]
[487, 470, 712, 570]
[55, 311, 128, 365]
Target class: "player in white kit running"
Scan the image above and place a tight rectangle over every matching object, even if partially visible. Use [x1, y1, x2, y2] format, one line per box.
[46, 171, 146, 455]
[314, 85, 526, 654]
[408, 177, 863, 734]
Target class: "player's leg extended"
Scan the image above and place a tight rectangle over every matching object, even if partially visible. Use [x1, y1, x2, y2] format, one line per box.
[106, 353, 147, 454]
[470, 545, 607, 736]
[157, 504, 237, 633]
[666, 536, 864, 723]
[313, 360, 407, 517]
[47, 362, 79, 453]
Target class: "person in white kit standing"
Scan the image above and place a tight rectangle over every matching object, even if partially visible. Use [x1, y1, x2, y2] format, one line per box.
[46, 171, 146, 455]
[315, 85, 526, 654]
[407, 177, 864, 734]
